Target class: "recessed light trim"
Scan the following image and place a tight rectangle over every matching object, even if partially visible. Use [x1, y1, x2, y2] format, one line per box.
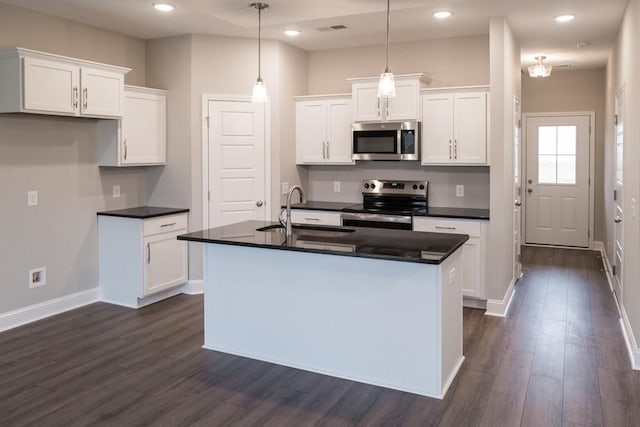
[555, 14, 575, 22]
[433, 10, 453, 19]
[153, 3, 175, 12]
[284, 29, 301, 37]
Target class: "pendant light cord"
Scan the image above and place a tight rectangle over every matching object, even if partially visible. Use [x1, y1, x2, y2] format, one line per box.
[385, 0, 390, 73]
[257, 4, 262, 81]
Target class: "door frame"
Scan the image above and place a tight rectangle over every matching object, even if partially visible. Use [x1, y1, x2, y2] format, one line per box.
[522, 111, 596, 249]
[201, 94, 272, 230]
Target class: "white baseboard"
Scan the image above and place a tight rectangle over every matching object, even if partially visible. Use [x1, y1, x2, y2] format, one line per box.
[0, 288, 100, 333]
[182, 280, 204, 295]
[485, 277, 517, 317]
[593, 242, 639, 370]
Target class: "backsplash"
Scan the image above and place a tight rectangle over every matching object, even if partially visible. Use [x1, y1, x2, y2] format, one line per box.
[302, 162, 490, 209]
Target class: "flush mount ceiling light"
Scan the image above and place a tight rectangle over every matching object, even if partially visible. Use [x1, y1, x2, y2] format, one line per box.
[555, 14, 575, 22]
[153, 3, 174, 12]
[251, 2, 269, 103]
[528, 56, 552, 78]
[377, 0, 395, 98]
[433, 10, 453, 19]
[284, 29, 301, 37]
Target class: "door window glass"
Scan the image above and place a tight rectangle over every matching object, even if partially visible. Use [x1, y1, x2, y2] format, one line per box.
[538, 125, 577, 184]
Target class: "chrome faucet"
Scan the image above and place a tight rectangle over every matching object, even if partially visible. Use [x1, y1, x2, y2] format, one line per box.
[285, 185, 305, 236]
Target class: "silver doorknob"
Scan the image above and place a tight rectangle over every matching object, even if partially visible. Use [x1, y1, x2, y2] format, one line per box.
[256, 200, 263, 207]
[515, 201, 522, 206]
[527, 188, 533, 193]
[615, 216, 622, 223]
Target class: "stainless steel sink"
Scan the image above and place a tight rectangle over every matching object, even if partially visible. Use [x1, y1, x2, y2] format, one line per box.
[256, 223, 356, 237]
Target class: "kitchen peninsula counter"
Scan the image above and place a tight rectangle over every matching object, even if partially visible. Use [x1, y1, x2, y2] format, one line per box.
[180, 221, 466, 399]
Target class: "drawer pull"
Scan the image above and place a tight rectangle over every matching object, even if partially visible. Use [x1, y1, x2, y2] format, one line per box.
[435, 226, 457, 230]
[160, 223, 176, 228]
[304, 217, 321, 221]
[147, 243, 151, 264]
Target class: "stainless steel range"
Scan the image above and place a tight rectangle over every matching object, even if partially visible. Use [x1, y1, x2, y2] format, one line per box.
[341, 179, 428, 230]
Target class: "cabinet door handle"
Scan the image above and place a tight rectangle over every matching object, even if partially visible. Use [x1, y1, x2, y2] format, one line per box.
[326, 141, 330, 159]
[83, 88, 88, 109]
[160, 222, 176, 228]
[146, 243, 151, 264]
[435, 226, 457, 230]
[377, 98, 381, 118]
[304, 217, 321, 221]
[454, 139, 458, 160]
[386, 98, 389, 118]
[449, 140, 452, 160]
[323, 141, 327, 159]
[123, 139, 127, 160]
[73, 87, 79, 109]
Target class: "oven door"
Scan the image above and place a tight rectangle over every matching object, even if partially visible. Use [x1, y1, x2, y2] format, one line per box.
[341, 212, 412, 230]
[352, 129, 400, 161]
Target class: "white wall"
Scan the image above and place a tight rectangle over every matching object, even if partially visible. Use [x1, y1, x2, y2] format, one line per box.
[605, 0, 640, 358]
[0, 3, 147, 314]
[486, 17, 521, 309]
[522, 69, 607, 242]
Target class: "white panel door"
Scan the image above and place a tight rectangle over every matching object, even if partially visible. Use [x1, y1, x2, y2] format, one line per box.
[513, 97, 522, 279]
[454, 92, 487, 164]
[525, 115, 591, 247]
[121, 90, 166, 165]
[22, 57, 78, 114]
[296, 101, 326, 163]
[421, 94, 454, 164]
[208, 100, 266, 228]
[326, 99, 353, 163]
[80, 67, 124, 117]
[613, 90, 624, 302]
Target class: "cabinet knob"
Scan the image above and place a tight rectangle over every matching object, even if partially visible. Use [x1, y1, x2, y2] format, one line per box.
[527, 188, 533, 194]
[515, 201, 522, 206]
[615, 216, 622, 223]
[256, 200, 264, 207]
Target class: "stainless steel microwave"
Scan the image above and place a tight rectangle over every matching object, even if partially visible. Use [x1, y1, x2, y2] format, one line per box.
[352, 120, 420, 161]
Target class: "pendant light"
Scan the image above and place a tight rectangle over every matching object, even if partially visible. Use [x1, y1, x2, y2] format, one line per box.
[528, 56, 552, 78]
[377, 0, 396, 98]
[251, 2, 269, 103]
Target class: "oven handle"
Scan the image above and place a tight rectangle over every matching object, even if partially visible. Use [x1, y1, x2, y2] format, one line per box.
[341, 212, 412, 224]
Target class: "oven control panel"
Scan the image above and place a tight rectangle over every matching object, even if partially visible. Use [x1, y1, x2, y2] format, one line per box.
[362, 179, 428, 197]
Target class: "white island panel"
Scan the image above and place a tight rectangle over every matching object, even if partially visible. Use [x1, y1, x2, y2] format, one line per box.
[203, 243, 463, 398]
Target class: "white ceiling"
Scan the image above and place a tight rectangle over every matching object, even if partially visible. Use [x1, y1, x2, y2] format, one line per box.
[0, 0, 628, 70]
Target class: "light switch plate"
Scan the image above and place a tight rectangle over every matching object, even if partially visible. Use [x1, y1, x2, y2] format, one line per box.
[113, 185, 121, 198]
[333, 181, 341, 192]
[281, 182, 290, 195]
[27, 191, 38, 206]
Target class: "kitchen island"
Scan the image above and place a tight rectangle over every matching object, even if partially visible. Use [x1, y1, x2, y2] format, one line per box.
[178, 221, 468, 398]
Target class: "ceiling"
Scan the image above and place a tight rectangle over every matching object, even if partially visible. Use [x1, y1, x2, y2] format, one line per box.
[0, 0, 629, 70]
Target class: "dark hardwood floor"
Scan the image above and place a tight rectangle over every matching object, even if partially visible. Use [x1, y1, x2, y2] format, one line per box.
[1, 246, 637, 426]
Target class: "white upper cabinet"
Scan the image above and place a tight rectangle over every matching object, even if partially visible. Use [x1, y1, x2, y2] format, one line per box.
[296, 95, 354, 165]
[349, 74, 428, 122]
[98, 86, 167, 167]
[0, 47, 129, 118]
[421, 88, 488, 165]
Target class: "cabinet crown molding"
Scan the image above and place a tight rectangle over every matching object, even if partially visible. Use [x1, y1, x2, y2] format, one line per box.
[0, 47, 131, 74]
[346, 73, 431, 86]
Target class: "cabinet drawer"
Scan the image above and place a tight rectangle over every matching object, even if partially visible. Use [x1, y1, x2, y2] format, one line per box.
[143, 214, 188, 236]
[290, 210, 342, 226]
[413, 217, 481, 237]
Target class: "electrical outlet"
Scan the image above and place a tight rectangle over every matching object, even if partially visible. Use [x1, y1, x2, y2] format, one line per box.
[29, 267, 46, 288]
[281, 182, 290, 195]
[333, 181, 341, 192]
[456, 185, 464, 198]
[113, 185, 121, 198]
[27, 191, 38, 206]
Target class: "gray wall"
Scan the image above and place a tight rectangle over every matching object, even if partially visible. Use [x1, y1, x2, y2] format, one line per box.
[522, 69, 607, 242]
[0, 3, 147, 314]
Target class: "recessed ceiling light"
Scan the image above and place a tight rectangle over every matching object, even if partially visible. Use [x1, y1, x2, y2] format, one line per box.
[433, 10, 453, 19]
[555, 14, 575, 22]
[153, 3, 175, 12]
[284, 29, 301, 37]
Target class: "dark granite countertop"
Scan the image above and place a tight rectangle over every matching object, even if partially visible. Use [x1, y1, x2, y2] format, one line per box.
[97, 206, 189, 219]
[421, 207, 490, 220]
[178, 220, 468, 265]
[283, 201, 360, 211]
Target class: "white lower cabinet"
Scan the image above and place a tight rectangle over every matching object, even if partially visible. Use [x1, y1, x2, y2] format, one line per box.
[290, 210, 342, 226]
[98, 213, 188, 308]
[413, 217, 487, 304]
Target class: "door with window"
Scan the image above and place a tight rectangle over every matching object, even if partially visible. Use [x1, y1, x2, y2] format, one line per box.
[513, 97, 522, 279]
[525, 115, 591, 247]
[613, 90, 624, 302]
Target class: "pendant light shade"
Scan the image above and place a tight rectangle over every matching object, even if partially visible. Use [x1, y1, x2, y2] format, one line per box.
[378, 0, 396, 98]
[528, 56, 552, 78]
[251, 2, 269, 103]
